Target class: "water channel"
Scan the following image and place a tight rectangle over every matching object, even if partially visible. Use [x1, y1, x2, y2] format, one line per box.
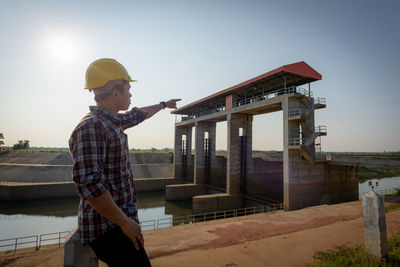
[1, 176, 400, 249]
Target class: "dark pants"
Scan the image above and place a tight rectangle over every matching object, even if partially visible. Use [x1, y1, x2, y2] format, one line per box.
[89, 227, 152, 267]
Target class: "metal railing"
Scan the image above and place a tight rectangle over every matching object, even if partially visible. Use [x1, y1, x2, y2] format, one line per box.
[288, 97, 326, 119]
[0, 204, 283, 253]
[233, 86, 312, 108]
[0, 231, 70, 254]
[289, 126, 327, 146]
[144, 204, 284, 231]
[177, 86, 315, 122]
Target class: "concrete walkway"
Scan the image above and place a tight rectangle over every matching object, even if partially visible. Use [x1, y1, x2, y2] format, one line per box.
[1, 199, 400, 267]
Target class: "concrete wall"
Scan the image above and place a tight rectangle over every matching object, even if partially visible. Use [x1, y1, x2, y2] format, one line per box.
[206, 155, 358, 210]
[282, 152, 359, 210]
[0, 164, 173, 183]
[0, 182, 77, 200]
[0, 178, 178, 200]
[247, 159, 283, 202]
[325, 164, 358, 203]
[0, 151, 173, 165]
[132, 164, 173, 178]
[0, 165, 73, 182]
[209, 156, 227, 190]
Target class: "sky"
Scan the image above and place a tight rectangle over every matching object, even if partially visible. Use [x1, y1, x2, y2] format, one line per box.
[0, 0, 399, 152]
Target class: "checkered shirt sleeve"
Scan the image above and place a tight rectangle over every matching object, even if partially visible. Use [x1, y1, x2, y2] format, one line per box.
[118, 107, 148, 130]
[70, 121, 108, 201]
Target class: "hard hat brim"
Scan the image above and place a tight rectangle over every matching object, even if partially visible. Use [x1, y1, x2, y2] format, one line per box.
[84, 79, 138, 90]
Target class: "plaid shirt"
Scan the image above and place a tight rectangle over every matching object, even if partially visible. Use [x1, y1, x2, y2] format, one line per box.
[69, 106, 148, 244]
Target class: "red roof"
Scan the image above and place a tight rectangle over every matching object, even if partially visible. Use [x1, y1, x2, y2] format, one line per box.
[172, 61, 321, 115]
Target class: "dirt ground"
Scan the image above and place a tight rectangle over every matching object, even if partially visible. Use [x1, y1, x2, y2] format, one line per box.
[1, 198, 400, 267]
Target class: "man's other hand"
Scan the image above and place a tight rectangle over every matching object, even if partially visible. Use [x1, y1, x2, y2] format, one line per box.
[120, 218, 144, 250]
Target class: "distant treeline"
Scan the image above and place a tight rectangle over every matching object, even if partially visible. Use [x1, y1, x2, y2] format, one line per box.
[0, 147, 174, 153]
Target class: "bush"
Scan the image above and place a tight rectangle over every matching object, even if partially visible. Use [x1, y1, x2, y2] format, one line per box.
[12, 140, 30, 150]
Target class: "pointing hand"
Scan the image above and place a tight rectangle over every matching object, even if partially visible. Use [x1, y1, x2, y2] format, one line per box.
[165, 99, 182, 109]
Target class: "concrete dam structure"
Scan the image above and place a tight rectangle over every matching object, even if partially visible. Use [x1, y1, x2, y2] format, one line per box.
[166, 61, 359, 212]
[0, 152, 176, 200]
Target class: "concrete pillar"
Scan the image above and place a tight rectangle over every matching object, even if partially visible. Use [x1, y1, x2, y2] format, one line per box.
[362, 191, 388, 259]
[174, 126, 192, 181]
[194, 121, 216, 185]
[208, 122, 218, 185]
[64, 228, 98, 267]
[283, 96, 301, 210]
[226, 113, 253, 195]
[304, 97, 316, 158]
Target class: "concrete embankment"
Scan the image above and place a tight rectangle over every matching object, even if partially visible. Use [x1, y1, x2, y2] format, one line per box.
[2, 198, 400, 266]
[0, 178, 180, 200]
[0, 152, 175, 200]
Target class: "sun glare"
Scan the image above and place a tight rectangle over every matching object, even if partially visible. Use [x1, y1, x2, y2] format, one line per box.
[48, 36, 77, 60]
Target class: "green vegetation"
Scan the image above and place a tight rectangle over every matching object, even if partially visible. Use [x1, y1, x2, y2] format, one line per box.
[358, 167, 400, 182]
[0, 150, 10, 156]
[386, 205, 400, 213]
[324, 151, 400, 157]
[12, 140, 30, 150]
[309, 232, 400, 266]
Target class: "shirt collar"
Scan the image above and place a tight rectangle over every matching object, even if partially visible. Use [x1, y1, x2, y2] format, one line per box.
[89, 106, 121, 125]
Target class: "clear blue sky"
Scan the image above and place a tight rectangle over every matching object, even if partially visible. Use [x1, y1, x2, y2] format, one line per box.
[0, 0, 399, 152]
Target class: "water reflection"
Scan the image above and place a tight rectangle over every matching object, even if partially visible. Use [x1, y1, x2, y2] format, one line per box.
[0, 191, 193, 219]
[0, 197, 80, 217]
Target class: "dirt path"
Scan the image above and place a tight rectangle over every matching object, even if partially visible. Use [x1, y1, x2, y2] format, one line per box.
[2, 200, 400, 267]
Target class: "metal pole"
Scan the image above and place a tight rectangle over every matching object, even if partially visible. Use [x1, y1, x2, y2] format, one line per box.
[284, 76, 287, 93]
[308, 83, 311, 97]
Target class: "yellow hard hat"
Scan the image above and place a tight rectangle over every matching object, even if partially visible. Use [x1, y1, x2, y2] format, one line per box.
[85, 58, 137, 89]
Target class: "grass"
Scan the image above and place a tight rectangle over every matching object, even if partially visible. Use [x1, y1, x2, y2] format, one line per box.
[309, 232, 400, 266]
[325, 151, 400, 157]
[358, 167, 400, 182]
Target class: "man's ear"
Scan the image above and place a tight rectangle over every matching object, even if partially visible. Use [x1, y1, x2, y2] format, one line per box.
[111, 88, 120, 99]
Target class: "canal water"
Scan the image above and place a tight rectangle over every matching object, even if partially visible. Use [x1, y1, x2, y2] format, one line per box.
[1, 176, 400, 247]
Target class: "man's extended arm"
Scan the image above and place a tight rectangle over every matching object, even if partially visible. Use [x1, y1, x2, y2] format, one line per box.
[87, 191, 144, 250]
[141, 99, 181, 119]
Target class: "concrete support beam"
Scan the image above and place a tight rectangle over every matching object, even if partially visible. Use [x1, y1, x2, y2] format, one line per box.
[194, 121, 216, 185]
[283, 96, 304, 210]
[174, 126, 192, 181]
[226, 113, 253, 195]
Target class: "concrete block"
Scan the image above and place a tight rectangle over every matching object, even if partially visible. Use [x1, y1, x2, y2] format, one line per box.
[217, 194, 243, 211]
[185, 184, 206, 197]
[64, 228, 98, 267]
[165, 184, 186, 200]
[192, 194, 218, 214]
[362, 191, 388, 259]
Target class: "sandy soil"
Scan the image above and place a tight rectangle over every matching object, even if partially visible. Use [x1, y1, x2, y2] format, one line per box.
[2, 199, 399, 267]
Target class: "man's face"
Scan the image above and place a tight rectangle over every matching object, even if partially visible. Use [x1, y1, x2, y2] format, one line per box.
[118, 81, 132, 111]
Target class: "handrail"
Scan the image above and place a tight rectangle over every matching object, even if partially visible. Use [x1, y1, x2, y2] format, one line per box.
[0, 231, 70, 254]
[177, 86, 315, 122]
[289, 126, 327, 146]
[288, 97, 326, 119]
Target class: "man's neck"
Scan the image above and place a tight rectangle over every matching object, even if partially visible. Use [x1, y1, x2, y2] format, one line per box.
[97, 102, 119, 115]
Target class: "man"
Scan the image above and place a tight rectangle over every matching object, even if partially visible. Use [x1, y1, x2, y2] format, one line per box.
[69, 58, 180, 266]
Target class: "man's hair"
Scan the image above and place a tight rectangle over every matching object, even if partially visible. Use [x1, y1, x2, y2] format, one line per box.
[94, 81, 127, 103]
